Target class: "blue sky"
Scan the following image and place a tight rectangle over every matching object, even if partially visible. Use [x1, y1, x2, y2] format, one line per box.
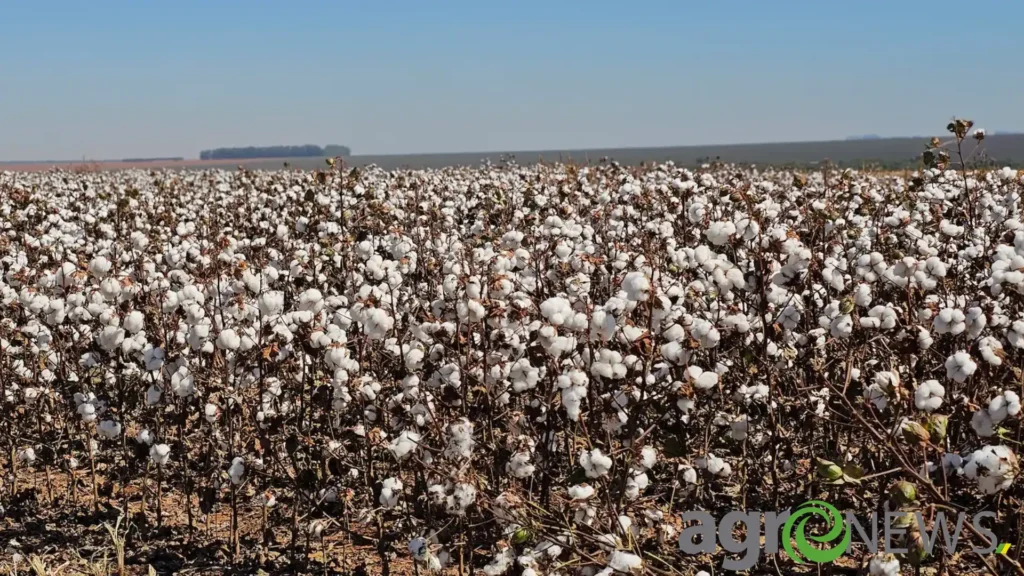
[1, 0, 1021, 160]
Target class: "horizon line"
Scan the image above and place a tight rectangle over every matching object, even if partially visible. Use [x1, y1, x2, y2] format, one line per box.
[3, 132, 1024, 165]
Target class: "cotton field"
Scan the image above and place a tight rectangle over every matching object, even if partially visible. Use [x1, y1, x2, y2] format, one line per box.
[2, 142, 1024, 574]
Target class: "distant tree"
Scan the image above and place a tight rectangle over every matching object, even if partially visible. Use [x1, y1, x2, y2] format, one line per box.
[198, 145, 349, 160]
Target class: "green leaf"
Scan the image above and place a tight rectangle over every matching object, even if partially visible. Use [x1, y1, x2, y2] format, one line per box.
[838, 464, 864, 484]
[841, 464, 864, 479]
[816, 459, 844, 481]
[512, 528, 532, 545]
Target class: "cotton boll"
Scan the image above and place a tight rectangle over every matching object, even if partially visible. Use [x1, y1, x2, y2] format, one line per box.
[507, 450, 536, 478]
[258, 291, 285, 317]
[705, 221, 736, 245]
[932, 308, 966, 335]
[216, 328, 241, 350]
[97, 325, 125, 353]
[77, 402, 97, 423]
[736, 383, 769, 405]
[720, 313, 750, 333]
[123, 310, 145, 335]
[408, 536, 430, 560]
[621, 271, 651, 302]
[685, 366, 719, 391]
[481, 548, 515, 576]
[136, 429, 154, 445]
[875, 370, 899, 390]
[298, 288, 324, 313]
[697, 453, 732, 477]
[540, 297, 573, 325]
[988, 391, 1021, 423]
[914, 380, 944, 412]
[170, 366, 195, 397]
[829, 314, 854, 338]
[868, 554, 901, 576]
[591, 349, 627, 379]
[88, 256, 112, 278]
[445, 418, 475, 460]
[939, 219, 964, 237]
[562, 382, 588, 421]
[853, 283, 872, 307]
[640, 446, 657, 469]
[388, 431, 421, 460]
[964, 445, 1018, 494]
[446, 483, 477, 515]
[204, 403, 220, 423]
[130, 231, 149, 250]
[228, 457, 245, 485]
[568, 483, 596, 500]
[161, 291, 180, 313]
[308, 520, 325, 538]
[145, 385, 162, 406]
[99, 277, 121, 301]
[965, 307, 987, 339]
[53, 262, 78, 289]
[150, 443, 171, 466]
[98, 420, 121, 439]
[409, 538, 443, 571]
[362, 307, 395, 340]
[1010, 321, 1024, 349]
[607, 551, 643, 574]
[972, 409, 997, 438]
[864, 383, 888, 409]
[979, 336, 1004, 365]
[509, 358, 540, 392]
[404, 345, 425, 371]
[690, 318, 720, 348]
[380, 477, 404, 507]
[624, 471, 649, 499]
[916, 327, 934, 350]
[18, 448, 36, 464]
[186, 323, 211, 351]
[944, 352, 977, 383]
[140, 344, 165, 370]
[580, 448, 613, 478]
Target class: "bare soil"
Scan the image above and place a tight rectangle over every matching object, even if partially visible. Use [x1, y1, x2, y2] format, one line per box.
[0, 469, 414, 576]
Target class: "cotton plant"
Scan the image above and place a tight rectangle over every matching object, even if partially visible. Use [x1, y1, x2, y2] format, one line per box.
[1, 138, 1023, 574]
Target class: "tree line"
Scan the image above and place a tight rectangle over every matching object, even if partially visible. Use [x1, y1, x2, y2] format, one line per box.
[199, 145, 351, 160]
